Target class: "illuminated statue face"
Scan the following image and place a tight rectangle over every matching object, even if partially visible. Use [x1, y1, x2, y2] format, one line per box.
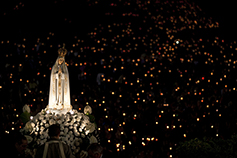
[58, 58, 64, 65]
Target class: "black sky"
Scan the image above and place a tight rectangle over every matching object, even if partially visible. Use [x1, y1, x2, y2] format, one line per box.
[193, 0, 237, 41]
[0, 0, 237, 41]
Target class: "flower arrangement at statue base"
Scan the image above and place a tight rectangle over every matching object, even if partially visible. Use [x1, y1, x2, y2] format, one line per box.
[20, 105, 100, 157]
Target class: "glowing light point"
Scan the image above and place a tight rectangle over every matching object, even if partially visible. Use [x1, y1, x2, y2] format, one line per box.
[70, 110, 74, 115]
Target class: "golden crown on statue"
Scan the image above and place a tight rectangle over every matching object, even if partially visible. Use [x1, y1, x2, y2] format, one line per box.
[58, 43, 67, 58]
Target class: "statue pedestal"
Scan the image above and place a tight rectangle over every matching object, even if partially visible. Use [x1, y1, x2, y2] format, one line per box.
[47, 105, 72, 115]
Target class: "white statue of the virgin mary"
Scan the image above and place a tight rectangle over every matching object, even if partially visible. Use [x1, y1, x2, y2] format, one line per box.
[47, 45, 72, 113]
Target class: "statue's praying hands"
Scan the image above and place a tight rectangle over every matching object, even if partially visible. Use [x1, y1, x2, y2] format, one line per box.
[58, 66, 62, 74]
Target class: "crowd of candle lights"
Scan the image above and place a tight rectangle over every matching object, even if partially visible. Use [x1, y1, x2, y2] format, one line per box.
[1, 0, 237, 157]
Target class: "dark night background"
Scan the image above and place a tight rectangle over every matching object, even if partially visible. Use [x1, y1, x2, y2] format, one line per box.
[1, 0, 237, 157]
[0, 0, 237, 41]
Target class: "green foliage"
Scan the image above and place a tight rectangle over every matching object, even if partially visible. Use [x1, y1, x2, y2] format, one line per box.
[176, 135, 237, 158]
[20, 111, 31, 124]
[87, 114, 95, 123]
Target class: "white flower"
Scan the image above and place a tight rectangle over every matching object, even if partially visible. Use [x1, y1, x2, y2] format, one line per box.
[49, 119, 55, 125]
[70, 136, 74, 142]
[57, 120, 62, 124]
[25, 135, 33, 144]
[70, 110, 74, 115]
[83, 115, 90, 122]
[36, 126, 39, 132]
[21, 110, 100, 157]
[85, 123, 96, 134]
[61, 115, 66, 119]
[73, 109, 77, 114]
[60, 117, 65, 122]
[81, 123, 86, 129]
[31, 122, 35, 128]
[79, 128, 82, 132]
[85, 130, 89, 135]
[73, 123, 78, 127]
[77, 116, 82, 122]
[45, 116, 50, 121]
[40, 110, 45, 115]
[89, 135, 98, 144]
[39, 115, 44, 120]
[35, 113, 40, 118]
[33, 118, 38, 123]
[69, 131, 73, 135]
[23, 104, 31, 113]
[66, 114, 70, 121]
[84, 105, 92, 114]
[40, 126, 45, 131]
[77, 112, 83, 117]
[24, 122, 33, 133]
[42, 119, 46, 124]
[70, 119, 75, 125]
[39, 131, 43, 135]
[80, 150, 88, 158]
[64, 128, 69, 133]
[75, 132, 80, 137]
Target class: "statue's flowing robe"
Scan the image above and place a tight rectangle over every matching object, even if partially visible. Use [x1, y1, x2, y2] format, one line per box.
[48, 57, 71, 110]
